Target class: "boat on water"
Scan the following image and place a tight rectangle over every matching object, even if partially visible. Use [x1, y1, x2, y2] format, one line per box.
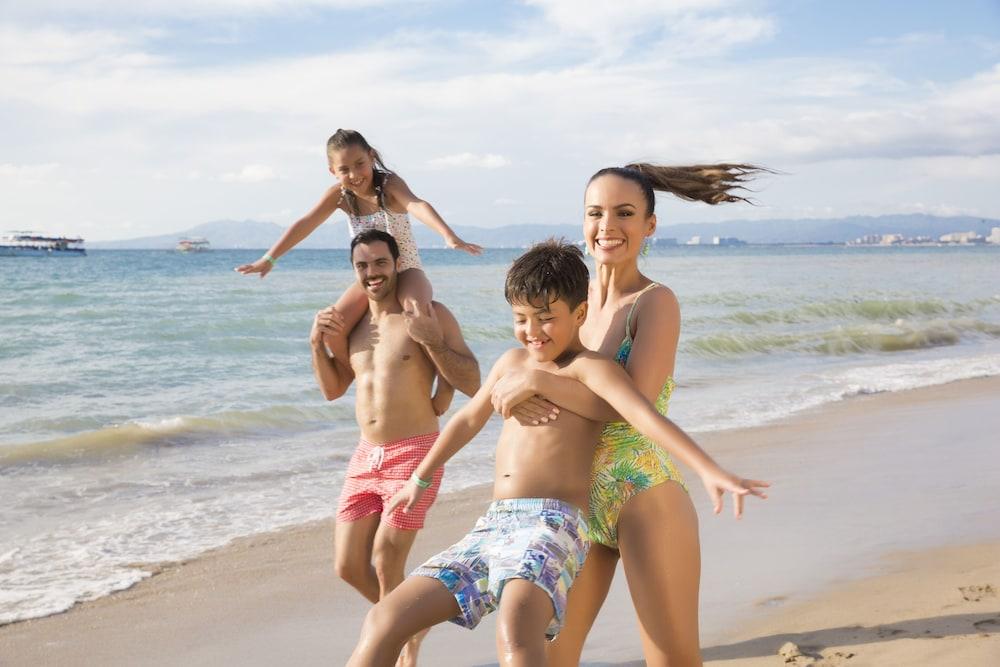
[176, 237, 211, 252]
[0, 232, 86, 257]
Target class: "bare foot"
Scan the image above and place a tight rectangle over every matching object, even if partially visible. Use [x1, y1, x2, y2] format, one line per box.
[395, 628, 430, 667]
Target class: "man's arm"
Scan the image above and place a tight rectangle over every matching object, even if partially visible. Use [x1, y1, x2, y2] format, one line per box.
[310, 307, 355, 400]
[404, 302, 481, 397]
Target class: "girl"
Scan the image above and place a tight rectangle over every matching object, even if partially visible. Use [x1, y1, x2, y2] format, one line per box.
[489, 162, 770, 666]
[236, 129, 483, 413]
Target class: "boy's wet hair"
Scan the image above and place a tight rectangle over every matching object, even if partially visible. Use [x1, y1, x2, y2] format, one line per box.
[505, 239, 589, 310]
[351, 229, 400, 262]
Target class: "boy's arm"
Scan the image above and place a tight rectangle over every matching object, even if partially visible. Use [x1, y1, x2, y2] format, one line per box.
[385, 176, 483, 255]
[387, 351, 515, 514]
[310, 307, 355, 400]
[235, 185, 343, 277]
[573, 355, 769, 517]
[404, 302, 481, 397]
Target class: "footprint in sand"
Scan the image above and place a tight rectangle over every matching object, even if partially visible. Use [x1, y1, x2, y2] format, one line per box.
[875, 626, 906, 638]
[958, 583, 995, 602]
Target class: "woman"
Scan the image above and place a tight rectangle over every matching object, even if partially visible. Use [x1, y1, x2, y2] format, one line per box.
[490, 163, 768, 665]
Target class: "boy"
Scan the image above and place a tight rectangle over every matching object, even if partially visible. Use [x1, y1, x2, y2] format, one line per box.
[347, 240, 767, 667]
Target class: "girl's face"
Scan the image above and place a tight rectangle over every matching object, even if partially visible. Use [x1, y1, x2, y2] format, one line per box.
[329, 144, 376, 193]
[583, 174, 656, 266]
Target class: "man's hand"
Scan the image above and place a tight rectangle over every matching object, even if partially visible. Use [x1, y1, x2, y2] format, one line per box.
[403, 303, 445, 349]
[310, 306, 347, 347]
[386, 480, 426, 515]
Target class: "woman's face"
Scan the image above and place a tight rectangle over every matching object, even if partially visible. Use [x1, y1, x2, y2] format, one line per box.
[329, 144, 375, 193]
[583, 174, 656, 266]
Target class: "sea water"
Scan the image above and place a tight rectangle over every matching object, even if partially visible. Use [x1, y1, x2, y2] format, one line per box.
[2, 245, 999, 624]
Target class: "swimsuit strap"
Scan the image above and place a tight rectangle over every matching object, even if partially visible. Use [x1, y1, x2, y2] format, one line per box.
[623, 282, 662, 344]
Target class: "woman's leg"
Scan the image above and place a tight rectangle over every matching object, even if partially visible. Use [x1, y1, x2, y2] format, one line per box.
[617, 481, 702, 667]
[544, 543, 619, 666]
[495, 579, 558, 667]
[347, 576, 459, 667]
[324, 281, 370, 359]
[396, 268, 454, 414]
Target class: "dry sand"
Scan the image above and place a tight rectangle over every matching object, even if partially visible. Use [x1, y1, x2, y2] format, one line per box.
[2, 376, 999, 666]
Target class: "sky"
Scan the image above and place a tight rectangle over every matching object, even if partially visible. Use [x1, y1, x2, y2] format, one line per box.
[1, 0, 999, 241]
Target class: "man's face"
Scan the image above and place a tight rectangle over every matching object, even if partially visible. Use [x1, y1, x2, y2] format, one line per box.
[351, 241, 398, 301]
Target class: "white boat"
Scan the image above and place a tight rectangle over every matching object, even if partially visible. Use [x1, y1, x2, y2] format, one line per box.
[0, 232, 86, 257]
[176, 237, 210, 252]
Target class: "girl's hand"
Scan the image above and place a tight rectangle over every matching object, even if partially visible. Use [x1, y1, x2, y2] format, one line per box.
[699, 468, 769, 519]
[447, 237, 483, 256]
[234, 257, 274, 278]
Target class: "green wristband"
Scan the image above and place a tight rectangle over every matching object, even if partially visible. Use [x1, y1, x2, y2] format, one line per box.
[411, 472, 432, 489]
[263, 254, 277, 266]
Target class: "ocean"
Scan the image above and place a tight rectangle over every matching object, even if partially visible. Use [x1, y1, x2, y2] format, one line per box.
[2, 245, 999, 625]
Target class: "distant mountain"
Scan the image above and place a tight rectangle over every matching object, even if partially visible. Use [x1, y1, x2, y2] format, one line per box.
[88, 214, 1000, 249]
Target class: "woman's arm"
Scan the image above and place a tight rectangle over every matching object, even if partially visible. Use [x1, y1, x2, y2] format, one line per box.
[385, 175, 483, 255]
[235, 185, 344, 276]
[492, 285, 681, 422]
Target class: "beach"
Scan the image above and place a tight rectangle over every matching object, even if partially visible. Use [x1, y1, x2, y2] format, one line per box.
[3, 375, 998, 666]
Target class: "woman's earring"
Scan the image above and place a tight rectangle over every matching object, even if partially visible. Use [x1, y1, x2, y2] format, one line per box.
[641, 238, 651, 257]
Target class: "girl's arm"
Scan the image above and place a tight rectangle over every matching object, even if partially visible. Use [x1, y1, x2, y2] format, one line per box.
[384, 175, 483, 256]
[574, 353, 769, 518]
[235, 185, 344, 277]
[387, 351, 516, 514]
[493, 286, 681, 422]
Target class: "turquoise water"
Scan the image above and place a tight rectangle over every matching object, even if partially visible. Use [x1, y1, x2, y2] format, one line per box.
[2, 245, 999, 624]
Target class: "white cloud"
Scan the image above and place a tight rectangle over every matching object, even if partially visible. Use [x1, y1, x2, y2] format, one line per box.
[427, 153, 511, 169]
[2, 0, 403, 19]
[220, 164, 279, 182]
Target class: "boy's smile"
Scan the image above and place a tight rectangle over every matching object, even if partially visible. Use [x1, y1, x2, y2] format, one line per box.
[511, 298, 587, 363]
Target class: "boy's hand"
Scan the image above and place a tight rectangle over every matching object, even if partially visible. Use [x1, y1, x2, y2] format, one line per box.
[447, 237, 483, 256]
[234, 257, 274, 278]
[700, 468, 769, 519]
[387, 480, 426, 515]
[404, 304, 445, 348]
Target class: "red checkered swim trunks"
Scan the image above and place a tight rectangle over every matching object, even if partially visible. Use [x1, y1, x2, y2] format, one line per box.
[336, 432, 443, 531]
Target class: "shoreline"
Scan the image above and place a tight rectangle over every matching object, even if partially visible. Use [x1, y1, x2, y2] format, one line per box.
[3, 375, 999, 665]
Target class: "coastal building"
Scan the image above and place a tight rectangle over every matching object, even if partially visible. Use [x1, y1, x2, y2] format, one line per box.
[712, 236, 746, 246]
[685, 235, 703, 245]
[939, 231, 983, 244]
[987, 227, 1000, 244]
[652, 237, 678, 246]
[880, 234, 904, 245]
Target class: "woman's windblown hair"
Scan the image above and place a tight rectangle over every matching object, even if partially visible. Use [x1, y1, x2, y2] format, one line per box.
[591, 163, 771, 214]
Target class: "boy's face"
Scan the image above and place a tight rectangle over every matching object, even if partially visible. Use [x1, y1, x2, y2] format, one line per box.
[329, 144, 375, 192]
[511, 297, 587, 362]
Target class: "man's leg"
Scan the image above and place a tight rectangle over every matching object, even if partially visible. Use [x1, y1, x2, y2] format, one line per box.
[495, 579, 557, 667]
[334, 514, 382, 603]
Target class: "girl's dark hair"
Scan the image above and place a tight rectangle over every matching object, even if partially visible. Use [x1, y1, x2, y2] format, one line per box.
[327, 129, 393, 216]
[505, 239, 589, 310]
[589, 163, 770, 215]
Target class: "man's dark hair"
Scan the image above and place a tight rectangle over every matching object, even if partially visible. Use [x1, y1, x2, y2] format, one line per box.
[350, 229, 399, 262]
[505, 239, 589, 310]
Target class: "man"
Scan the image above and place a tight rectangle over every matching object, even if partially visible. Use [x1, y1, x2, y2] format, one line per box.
[310, 229, 480, 664]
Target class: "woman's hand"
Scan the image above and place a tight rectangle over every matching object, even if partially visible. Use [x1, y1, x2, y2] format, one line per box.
[447, 237, 484, 256]
[509, 396, 560, 426]
[699, 467, 769, 519]
[234, 257, 274, 278]
[491, 369, 559, 423]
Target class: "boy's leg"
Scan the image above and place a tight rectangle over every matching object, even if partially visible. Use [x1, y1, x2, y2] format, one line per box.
[495, 579, 556, 667]
[347, 576, 460, 667]
[370, 522, 420, 597]
[333, 515, 382, 603]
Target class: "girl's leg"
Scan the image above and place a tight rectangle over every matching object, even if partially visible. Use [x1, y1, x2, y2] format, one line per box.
[495, 579, 557, 667]
[324, 281, 370, 359]
[544, 544, 619, 666]
[396, 268, 454, 414]
[347, 576, 459, 667]
[617, 481, 702, 667]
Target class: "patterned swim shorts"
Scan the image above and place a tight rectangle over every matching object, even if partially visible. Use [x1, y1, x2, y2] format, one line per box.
[336, 432, 442, 531]
[412, 498, 589, 638]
